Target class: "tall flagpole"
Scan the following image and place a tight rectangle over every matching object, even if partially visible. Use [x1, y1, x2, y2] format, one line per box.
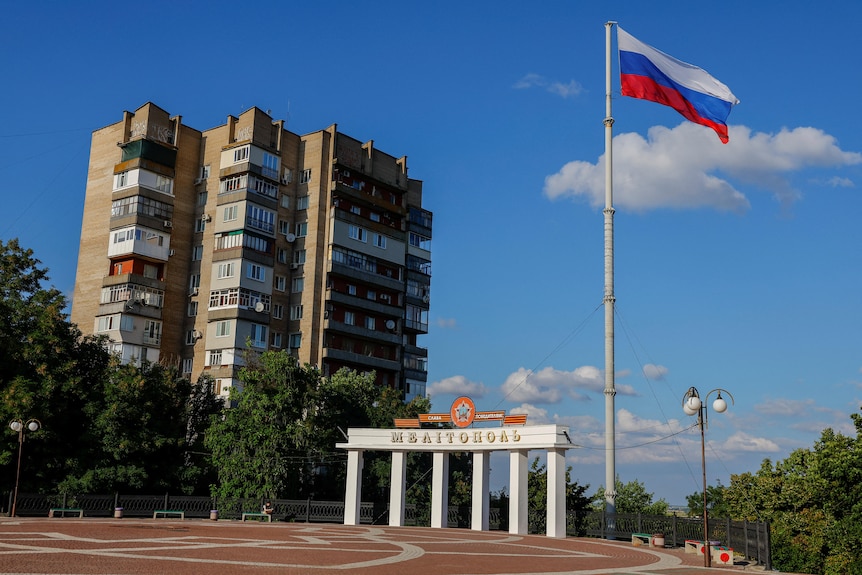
[603, 20, 617, 523]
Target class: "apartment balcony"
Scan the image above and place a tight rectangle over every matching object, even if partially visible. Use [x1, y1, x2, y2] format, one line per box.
[323, 318, 401, 345]
[326, 289, 399, 316]
[322, 347, 401, 372]
[102, 272, 165, 291]
[332, 180, 406, 215]
[329, 260, 404, 292]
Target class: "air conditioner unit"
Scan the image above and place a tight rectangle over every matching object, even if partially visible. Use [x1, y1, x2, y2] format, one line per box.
[343, 170, 351, 177]
[290, 263, 299, 270]
[163, 220, 173, 228]
[189, 287, 199, 296]
[193, 330, 203, 340]
[194, 177, 204, 185]
[201, 214, 211, 222]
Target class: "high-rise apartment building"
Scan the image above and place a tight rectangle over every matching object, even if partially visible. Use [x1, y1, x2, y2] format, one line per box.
[72, 102, 432, 399]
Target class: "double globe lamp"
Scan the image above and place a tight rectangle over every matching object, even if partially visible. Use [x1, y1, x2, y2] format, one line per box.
[682, 387, 733, 568]
[9, 419, 41, 518]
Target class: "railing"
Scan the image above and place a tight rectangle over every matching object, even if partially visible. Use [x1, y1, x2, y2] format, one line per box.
[576, 510, 771, 570]
[4, 493, 768, 569]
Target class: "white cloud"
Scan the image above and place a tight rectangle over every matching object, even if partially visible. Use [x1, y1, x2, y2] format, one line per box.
[435, 317, 457, 329]
[510, 403, 549, 423]
[501, 365, 636, 404]
[427, 375, 488, 398]
[642, 363, 668, 381]
[543, 123, 862, 213]
[755, 397, 817, 417]
[721, 431, 781, 452]
[826, 176, 854, 188]
[513, 73, 584, 99]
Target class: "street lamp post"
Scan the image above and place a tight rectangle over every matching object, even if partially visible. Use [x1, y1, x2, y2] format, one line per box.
[9, 419, 41, 517]
[682, 387, 733, 568]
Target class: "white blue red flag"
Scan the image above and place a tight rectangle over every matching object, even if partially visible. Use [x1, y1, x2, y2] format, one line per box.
[618, 27, 739, 143]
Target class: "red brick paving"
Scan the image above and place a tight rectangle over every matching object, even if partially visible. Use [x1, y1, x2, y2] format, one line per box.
[0, 517, 762, 574]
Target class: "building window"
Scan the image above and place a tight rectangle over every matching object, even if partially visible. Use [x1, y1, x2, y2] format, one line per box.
[155, 175, 173, 194]
[233, 146, 249, 163]
[290, 305, 303, 320]
[247, 263, 265, 282]
[198, 191, 208, 206]
[291, 277, 303, 292]
[299, 169, 311, 184]
[189, 274, 200, 291]
[350, 205, 361, 215]
[262, 152, 280, 179]
[289, 333, 302, 349]
[250, 324, 267, 348]
[348, 284, 357, 296]
[279, 220, 290, 236]
[224, 205, 238, 222]
[373, 233, 387, 249]
[295, 222, 308, 237]
[277, 248, 288, 264]
[115, 171, 129, 189]
[293, 250, 306, 265]
[188, 301, 198, 317]
[196, 218, 206, 233]
[209, 349, 223, 366]
[274, 275, 286, 292]
[365, 316, 376, 330]
[348, 225, 366, 242]
[370, 212, 380, 222]
[143, 320, 161, 345]
[271, 332, 283, 348]
[281, 194, 291, 209]
[246, 204, 275, 233]
[185, 330, 197, 345]
[296, 195, 309, 210]
[272, 304, 284, 319]
[366, 289, 376, 300]
[182, 358, 193, 374]
[217, 262, 235, 279]
[192, 245, 203, 261]
[282, 168, 292, 184]
[344, 311, 355, 326]
[215, 320, 231, 337]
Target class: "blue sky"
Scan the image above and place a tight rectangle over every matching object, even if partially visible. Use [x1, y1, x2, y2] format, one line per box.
[2, 1, 861, 505]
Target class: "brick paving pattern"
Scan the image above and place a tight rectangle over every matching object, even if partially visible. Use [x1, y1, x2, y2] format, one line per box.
[0, 517, 764, 575]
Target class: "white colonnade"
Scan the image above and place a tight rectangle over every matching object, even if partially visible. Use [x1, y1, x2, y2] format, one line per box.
[337, 424, 572, 538]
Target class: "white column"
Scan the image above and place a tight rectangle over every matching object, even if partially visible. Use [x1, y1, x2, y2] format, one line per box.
[509, 449, 528, 534]
[389, 451, 407, 526]
[546, 448, 567, 538]
[344, 449, 364, 525]
[430, 451, 449, 528]
[471, 450, 490, 531]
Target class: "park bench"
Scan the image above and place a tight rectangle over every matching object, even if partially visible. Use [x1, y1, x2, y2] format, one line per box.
[49, 508, 83, 518]
[153, 509, 184, 519]
[242, 512, 272, 522]
[631, 533, 652, 546]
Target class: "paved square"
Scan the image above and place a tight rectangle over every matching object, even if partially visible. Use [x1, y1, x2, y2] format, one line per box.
[0, 518, 752, 574]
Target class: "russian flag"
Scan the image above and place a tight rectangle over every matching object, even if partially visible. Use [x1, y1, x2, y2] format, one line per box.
[618, 27, 739, 143]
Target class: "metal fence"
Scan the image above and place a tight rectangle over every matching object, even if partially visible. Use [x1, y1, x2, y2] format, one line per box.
[5, 493, 768, 569]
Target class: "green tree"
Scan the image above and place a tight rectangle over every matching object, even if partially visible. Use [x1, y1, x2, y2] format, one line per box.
[526, 457, 593, 533]
[205, 351, 319, 501]
[723, 409, 862, 575]
[57, 360, 220, 495]
[594, 475, 669, 515]
[0, 239, 114, 494]
[685, 480, 730, 517]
